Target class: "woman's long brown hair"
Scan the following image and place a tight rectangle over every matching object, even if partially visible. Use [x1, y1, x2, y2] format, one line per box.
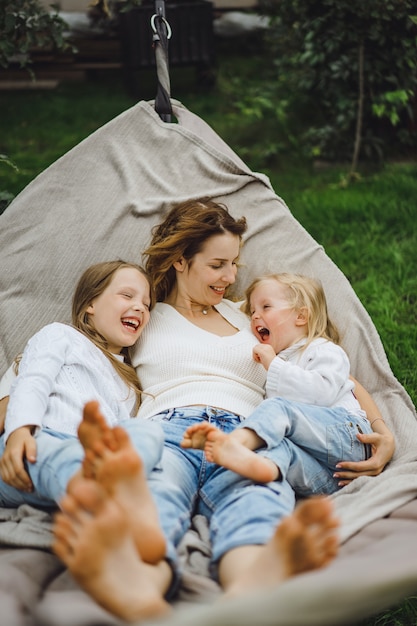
[143, 198, 247, 301]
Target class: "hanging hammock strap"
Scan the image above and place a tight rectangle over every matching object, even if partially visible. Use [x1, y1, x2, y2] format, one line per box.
[151, 1, 172, 122]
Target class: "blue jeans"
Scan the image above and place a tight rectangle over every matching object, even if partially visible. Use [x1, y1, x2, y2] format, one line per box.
[240, 397, 373, 497]
[0, 419, 164, 509]
[148, 406, 296, 575]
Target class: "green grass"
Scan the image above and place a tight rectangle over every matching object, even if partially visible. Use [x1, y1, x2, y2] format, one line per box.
[1, 37, 417, 625]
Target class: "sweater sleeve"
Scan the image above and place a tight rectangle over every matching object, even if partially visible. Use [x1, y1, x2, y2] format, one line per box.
[265, 341, 351, 406]
[0, 364, 16, 400]
[4, 324, 70, 441]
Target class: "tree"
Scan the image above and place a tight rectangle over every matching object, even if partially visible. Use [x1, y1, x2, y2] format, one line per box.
[259, 0, 417, 164]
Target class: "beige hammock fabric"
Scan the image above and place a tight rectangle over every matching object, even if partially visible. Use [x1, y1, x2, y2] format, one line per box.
[0, 100, 416, 626]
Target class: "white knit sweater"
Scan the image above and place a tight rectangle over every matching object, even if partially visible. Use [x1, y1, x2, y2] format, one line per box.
[266, 337, 365, 415]
[132, 301, 267, 420]
[5, 323, 135, 442]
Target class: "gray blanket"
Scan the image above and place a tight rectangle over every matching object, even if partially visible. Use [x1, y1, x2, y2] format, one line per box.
[0, 100, 416, 625]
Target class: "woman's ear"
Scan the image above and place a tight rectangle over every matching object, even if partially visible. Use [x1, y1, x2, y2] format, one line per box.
[295, 307, 309, 327]
[173, 257, 186, 272]
[86, 304, 94, 315]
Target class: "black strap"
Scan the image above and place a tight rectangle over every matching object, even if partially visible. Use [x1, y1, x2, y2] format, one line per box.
[152, 1, 172, 122]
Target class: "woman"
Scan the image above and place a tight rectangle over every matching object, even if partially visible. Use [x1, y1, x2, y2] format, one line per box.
[2, 198, 395, 621]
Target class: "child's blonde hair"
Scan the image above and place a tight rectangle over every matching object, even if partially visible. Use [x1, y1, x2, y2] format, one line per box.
[72, 260, 154, 412]
[244, 273, 340, 350]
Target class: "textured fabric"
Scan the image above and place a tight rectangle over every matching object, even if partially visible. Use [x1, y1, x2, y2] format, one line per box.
[0, 99, 416, 625]
[133, 301, 266, 420]
[5, 323, 135, 441]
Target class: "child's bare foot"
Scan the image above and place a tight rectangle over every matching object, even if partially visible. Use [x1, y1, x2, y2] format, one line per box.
[78, 401, 113, 479]
[181, 421, 217, 449]
[53, 481, 170, 622]
[224, 497, 339, 597]
[204, 429, 279, 482]
[181, 422, 278, 482]
[86, 425, 166, 565]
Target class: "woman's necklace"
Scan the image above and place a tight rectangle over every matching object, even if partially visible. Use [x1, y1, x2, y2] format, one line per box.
[172, 303, 212, 315]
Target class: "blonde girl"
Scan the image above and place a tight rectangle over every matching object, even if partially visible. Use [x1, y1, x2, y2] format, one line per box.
[183, 272, 374, 493]
[0, 261, 163, 512]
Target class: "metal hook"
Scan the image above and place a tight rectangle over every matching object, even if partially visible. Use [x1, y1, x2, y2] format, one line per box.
[150, 14, 172, 39]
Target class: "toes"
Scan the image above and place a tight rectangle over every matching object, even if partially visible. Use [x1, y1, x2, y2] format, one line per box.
[111, 426, 131, 450]
[82, 401, 101, 424]
[295, 496, 334, 525]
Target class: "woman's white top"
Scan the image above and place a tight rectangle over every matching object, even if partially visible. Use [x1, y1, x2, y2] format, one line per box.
[132, 301, 266, 420]
[266, 337, 365, 416]
[5, 323, 135, 442]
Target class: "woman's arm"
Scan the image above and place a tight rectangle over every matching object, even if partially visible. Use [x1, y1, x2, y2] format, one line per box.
[0, 363, 18, 435]
[333, 377, 395, 485]
[0, 396, 8, 436]
[0, 355, 21, 435]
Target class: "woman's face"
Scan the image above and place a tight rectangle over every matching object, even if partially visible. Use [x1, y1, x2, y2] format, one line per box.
[175, 232, 240, 306]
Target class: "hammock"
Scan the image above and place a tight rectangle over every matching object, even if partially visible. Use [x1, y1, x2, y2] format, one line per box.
[1, 9, 417, 626]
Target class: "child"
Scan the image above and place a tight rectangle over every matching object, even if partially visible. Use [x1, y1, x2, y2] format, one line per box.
[0, 260, 165, 563]
[182, 273, 373, 495]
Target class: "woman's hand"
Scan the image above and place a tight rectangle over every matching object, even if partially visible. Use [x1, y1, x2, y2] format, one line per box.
[334, 377, 395, 485]
[333, 427, 395, 486]
[0, 426, 36, 491]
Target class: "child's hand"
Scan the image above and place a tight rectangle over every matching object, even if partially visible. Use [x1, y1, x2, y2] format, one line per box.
[252, 344, 276, 370]
[0, 426, 36, 492]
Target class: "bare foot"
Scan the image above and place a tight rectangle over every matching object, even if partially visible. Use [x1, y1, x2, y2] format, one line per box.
[86, 425, 166, 565]
[205, 429, 279, 482]
[180, 421, 217, 449]
[275, 496, 339, 576]
[53, 481, 170, 622]
[78, 401, 113, 479]
[224, 497, 339, 597]
[181, 422, 278, 482]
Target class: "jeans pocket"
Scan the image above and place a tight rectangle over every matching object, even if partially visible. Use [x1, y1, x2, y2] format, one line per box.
[326, 422, 355, 467]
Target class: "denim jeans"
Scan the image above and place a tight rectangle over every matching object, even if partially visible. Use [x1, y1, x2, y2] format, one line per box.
[240, 397, 373, 497]
[148, 406, 296, 574]
[0, 419, 164, 509]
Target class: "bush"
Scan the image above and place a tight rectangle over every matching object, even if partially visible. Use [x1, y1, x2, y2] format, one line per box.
[0, 0, 70, 70]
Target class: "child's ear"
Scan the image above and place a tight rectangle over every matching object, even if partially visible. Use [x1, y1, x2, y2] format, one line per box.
[86, 304, 94, 315]
[295, 307, 309, 327]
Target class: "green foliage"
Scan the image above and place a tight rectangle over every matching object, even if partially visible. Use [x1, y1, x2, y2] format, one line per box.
[0, 153, 18, 173]
[258, 0, 417, 161]
[0, 0, 70, 69]
[0, 154, 19, 213]
[357, 595, 417, 625]
[372, 89, 414, 126]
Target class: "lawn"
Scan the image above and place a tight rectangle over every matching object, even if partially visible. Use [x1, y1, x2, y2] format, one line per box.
[1, 32, 417, 625]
